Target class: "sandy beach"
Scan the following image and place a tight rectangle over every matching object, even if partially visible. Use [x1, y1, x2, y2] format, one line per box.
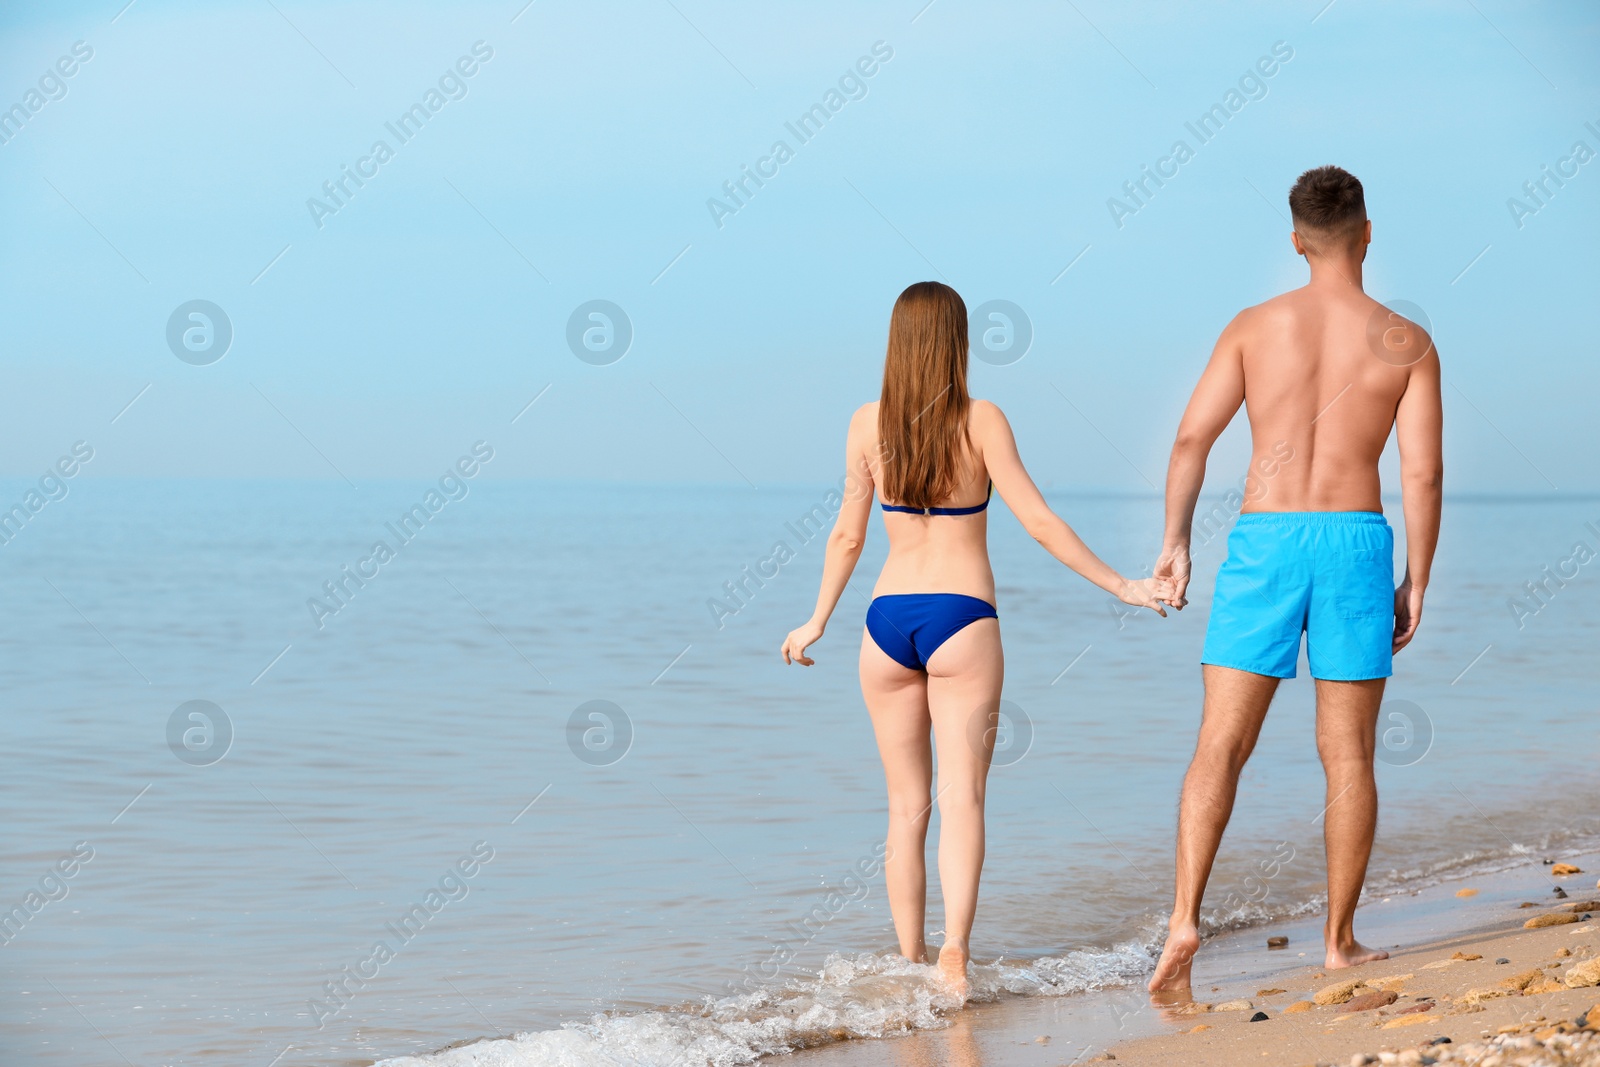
[1100, 897, 1600, 1066]
[786, 848, 1600, 1067]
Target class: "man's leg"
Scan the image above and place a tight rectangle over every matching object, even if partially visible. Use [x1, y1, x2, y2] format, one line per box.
[1315, 677, 1388, 969]
[1149, 665, 1280, 992]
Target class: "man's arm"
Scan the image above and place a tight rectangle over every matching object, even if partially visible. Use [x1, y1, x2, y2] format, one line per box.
[1155, 316, 1248, 606]
[1392, 332, 1442, 652]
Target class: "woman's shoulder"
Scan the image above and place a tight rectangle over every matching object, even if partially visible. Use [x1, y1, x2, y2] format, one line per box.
[850, 401, 880, 426]
[968, 398, 1007, 429]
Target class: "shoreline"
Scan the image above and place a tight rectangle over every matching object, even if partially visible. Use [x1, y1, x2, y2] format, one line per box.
[373, 844, 1600, 1067]
[790, 848, 1600, 1067]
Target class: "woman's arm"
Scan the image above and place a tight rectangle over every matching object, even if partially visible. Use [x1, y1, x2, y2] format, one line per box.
[781, 406, 879, 665]
[973, 400, 1171, 614]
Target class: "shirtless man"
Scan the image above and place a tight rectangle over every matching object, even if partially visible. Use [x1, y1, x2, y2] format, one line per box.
[1147, 166, 1443, 992]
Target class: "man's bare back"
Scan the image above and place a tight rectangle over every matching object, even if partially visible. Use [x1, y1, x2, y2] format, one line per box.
[1231, 284, 1428, 514]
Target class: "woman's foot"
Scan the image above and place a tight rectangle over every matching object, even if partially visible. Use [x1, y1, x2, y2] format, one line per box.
[935, 941, 970, 1003]
[1147, 925, 1200, 993]
[1325, 937, 1388, 970]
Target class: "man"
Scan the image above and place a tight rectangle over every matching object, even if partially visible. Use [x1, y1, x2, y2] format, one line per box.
[1147, 165, 1443, 992]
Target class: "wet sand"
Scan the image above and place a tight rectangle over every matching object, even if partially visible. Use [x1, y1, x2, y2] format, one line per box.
[791, 849, 1600, 1067]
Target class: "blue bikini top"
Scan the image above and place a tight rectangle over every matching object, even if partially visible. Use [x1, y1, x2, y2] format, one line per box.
[880, 481, 993, 516]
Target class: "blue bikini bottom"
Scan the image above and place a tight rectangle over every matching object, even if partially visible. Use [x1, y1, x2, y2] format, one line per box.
[865, 593, 998, 672]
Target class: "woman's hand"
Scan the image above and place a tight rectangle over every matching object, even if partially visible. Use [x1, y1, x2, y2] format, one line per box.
[1118, 576, 1176, 617]
[781, 619, 826, 665]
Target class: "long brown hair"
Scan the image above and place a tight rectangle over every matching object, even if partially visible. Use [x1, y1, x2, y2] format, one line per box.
[877, 281, 971, 510]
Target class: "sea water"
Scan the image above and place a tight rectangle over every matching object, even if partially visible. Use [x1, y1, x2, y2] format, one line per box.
[2, 480, 1596, 1066]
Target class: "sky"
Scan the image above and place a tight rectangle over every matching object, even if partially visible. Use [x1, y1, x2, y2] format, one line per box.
[2, 0, 1597, 492]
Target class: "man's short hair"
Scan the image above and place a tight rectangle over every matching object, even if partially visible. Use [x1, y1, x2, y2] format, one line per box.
[1288, 165, 1365, 233]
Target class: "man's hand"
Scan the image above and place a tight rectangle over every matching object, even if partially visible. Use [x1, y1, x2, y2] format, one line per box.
[1153, 543, 1192, 609]
[1393, 579, 1425, 652]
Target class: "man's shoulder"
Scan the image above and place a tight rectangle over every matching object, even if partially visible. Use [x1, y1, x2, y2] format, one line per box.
[1215, 297, 1280, 342]
[1228, 287, 1384, 333]
[1239, 288, 1312, 321]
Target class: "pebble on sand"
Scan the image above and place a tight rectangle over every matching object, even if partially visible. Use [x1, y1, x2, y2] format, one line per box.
[1564, 957, 1600, 989]
[1187, 1024, 1211, 1033]
[1380, 1013, 1437, 1029]
[1395, 1001, 1435, 1015]
[1501, 968, 1546, 991]
[1552, 863, 1583, 876]
[1525, 912, 1581, 929]
[1427, 956, 1470, 972]
[1248, 1011, 1268, 1022]
[1257, 988, 1287, 996]
[1284, 1000, 1315, 1013]
[1315, 978, 1374, 1005]
[1456, 888, 1479, 897]
[1214, 999, 1253, 1012]
[1267, 935, 1289, 948]
[1343, 990, 1399, 1012]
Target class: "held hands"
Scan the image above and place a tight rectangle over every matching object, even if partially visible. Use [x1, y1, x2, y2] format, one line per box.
[1119, 576, 1177, 617]
[781, 619, 825, 666]
[1152, 543, 1192, 609]
[1393, 578, 1424, 652]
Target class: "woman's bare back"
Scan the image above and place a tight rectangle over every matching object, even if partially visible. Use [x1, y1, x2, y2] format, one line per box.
[858, 400, 999, 603]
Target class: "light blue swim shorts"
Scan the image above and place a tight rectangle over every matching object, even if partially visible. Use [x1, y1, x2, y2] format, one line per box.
[1201, 512, 1395, 681]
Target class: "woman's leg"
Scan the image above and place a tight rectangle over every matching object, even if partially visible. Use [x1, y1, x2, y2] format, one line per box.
[859, 628, 934, 963]
[924, 617, 1003, 993]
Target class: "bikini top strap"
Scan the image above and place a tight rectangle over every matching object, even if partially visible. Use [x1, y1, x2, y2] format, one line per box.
[880, 481, 993, 516]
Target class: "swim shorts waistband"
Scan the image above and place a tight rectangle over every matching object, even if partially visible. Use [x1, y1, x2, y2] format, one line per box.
[1234, 511, 1386, 527]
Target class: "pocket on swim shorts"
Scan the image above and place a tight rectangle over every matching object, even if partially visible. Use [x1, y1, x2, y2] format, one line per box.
[1334, 552, 1392, 618]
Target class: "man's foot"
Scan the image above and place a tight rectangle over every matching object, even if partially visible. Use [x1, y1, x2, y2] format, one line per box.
[935, 941, 970, 1003]
[1147, 926, 1200, 993]
[1325, 939, 1388, 970]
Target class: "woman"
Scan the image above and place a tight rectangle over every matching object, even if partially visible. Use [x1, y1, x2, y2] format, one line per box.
[780, 281, 1172, 997]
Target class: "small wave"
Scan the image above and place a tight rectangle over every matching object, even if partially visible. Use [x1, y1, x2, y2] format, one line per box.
[376, 830, 1600, 1067]
[375, 943, 1156, 1067]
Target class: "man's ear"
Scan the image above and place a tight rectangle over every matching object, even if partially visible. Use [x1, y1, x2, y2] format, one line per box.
[1290, 230, 1307, 257]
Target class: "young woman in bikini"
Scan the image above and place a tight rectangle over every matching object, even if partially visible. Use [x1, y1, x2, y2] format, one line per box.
[781, 281, 1173, 997]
